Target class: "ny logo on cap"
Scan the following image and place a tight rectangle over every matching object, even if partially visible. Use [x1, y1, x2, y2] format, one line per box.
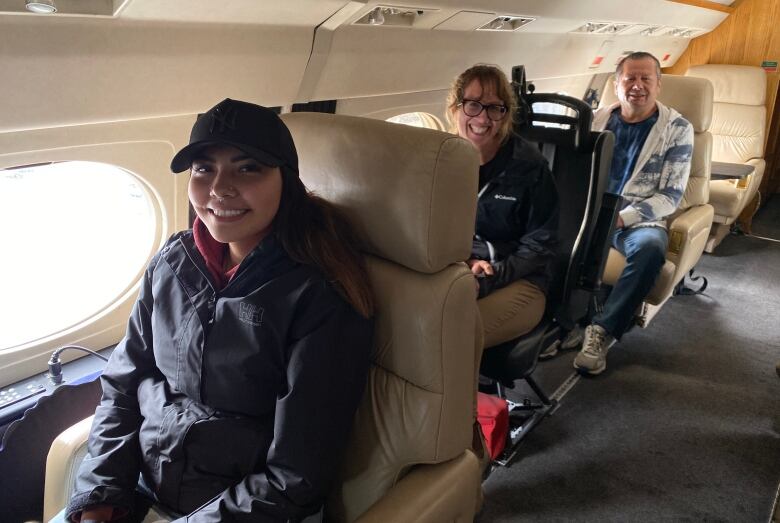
[209, 101, 238, 134]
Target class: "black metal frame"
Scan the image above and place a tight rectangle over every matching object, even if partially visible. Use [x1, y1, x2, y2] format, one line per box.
[479, 65, 619, 467]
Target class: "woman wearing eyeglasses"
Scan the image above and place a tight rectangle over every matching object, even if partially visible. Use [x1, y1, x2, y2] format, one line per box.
[446, 64, 558, 350]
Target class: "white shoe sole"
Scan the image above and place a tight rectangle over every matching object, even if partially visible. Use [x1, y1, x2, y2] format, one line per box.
[539, 327, 584, 361]
[538, 340, 561, 360]
[573, 359, 606, 375]
[560, 326, 585, 350]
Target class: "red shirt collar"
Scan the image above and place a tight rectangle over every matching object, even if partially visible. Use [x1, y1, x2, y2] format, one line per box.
[192, 217, 239, 290]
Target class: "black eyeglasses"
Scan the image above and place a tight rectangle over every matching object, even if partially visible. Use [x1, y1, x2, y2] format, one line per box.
[458, 99, 508, 121]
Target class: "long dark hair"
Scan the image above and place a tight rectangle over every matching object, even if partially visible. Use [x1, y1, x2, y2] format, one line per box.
[274, 169, 374, 318]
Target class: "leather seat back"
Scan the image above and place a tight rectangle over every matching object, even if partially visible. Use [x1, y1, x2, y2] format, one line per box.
[685, 64, 767, 235]
[282, 113, 480, 521]
[686, 64, 766, 164]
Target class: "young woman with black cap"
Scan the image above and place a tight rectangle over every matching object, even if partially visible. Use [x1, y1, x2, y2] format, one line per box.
[60, 99, 374, 523]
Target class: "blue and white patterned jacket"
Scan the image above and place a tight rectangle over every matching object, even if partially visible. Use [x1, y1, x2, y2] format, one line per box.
[593, 100, 694, 229]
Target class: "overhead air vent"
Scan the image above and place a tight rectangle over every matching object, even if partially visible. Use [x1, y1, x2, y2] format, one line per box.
[663, 27, 703, 38]
[572, 21, 634, 35]
[573, 22, 609, 34]
[623, 25, 703, 37]
[354, 6, 436, 27]
[617, 24, 665, 36]
[600, 23, 633, 34]
[639, 25, 665, 36]
[476, 15, 535, 32]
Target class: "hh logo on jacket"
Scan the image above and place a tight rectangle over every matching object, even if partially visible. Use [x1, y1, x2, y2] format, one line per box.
[239, 302, 264, 327]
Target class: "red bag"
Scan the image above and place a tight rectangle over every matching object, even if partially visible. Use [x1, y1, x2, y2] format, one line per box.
[476, 392, 509, 460]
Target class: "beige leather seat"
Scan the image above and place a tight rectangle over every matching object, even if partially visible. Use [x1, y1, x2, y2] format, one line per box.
[684, 64, 767, 252]
[599, 74, 715, 326]
[44, 113, 483, 523]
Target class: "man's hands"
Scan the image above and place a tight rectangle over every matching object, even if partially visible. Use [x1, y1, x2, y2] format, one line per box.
[616, 215, 625, 229]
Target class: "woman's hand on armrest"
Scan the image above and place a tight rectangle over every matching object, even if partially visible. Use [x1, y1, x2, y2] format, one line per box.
[467, 259, 493, 276]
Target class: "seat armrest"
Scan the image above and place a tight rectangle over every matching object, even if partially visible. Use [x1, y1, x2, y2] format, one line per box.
[45, 422, 482, 523]
[44, 416, 94, 522]
[745, 158, 766, 187]
[667, 204, 714, 278]
[355, 451, 480, 523]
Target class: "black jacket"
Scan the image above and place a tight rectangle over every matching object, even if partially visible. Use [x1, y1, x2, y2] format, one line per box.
[472, 135, 558, 298]
[67, 232, 372, 522]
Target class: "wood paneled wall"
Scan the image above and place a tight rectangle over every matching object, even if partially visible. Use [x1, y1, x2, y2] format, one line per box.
[664, 0, 780, 199]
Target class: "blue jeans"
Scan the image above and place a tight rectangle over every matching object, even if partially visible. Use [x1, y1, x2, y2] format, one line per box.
[594, 226, 668, 339]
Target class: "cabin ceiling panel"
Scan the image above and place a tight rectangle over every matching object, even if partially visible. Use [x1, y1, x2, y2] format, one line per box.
[341, 0, 727, 32]
[307, 25, 691, 101]
[117, 0, 351, 26]
[0, 0, 728, 30]
[0, 18, 313, 133]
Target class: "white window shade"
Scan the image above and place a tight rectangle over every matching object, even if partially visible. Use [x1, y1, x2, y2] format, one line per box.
[0, 161, 156, 350]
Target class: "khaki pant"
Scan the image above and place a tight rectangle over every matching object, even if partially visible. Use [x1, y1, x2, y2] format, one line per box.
[477, 279, 545, 349]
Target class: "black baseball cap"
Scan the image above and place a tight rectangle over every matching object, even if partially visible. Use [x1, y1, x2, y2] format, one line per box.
[170, 98, 298, 174]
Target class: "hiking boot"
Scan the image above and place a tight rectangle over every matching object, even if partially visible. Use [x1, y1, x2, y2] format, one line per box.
[573, 324, 613, 375]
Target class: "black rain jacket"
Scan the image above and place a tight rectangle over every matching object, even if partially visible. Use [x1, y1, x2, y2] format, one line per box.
[66, 231, 372, 522]
[472, 135, 559, 298]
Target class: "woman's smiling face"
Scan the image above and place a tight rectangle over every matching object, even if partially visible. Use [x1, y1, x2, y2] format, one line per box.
[188, 144, 283, 255]
[456, 78, 505, 160]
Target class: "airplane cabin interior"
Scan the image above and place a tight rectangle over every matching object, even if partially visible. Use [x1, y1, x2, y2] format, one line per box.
[0, 1, 778, 522]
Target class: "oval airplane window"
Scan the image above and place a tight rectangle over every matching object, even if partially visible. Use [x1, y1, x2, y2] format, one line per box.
[0, 161, 157, 350]
[387, 112, 444, 131]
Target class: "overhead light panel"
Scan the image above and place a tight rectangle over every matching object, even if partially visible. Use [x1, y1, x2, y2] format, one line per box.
[25, 0, 56, 14]
[354, 6, 435, 27]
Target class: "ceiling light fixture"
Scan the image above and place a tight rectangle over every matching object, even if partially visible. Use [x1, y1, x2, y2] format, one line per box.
[25, 0, 57, 14]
